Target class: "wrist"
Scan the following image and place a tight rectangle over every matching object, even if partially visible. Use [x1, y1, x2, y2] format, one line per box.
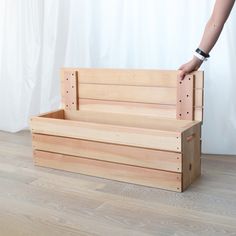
[193, 51, 207, 62]
[192, 56, 203, 64]
[193, 48, 210, 62]
[196, 48, 210, 58]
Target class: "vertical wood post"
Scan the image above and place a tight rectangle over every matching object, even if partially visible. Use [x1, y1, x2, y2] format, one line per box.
[176, 75, 194, 120]
[61, 69, 79, 110]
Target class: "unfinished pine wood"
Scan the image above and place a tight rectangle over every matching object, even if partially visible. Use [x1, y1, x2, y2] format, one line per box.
[78, 84, 203, 107]
[182, 123, 201, 191]
[31, 68, 204, 192]
[61, 68, 204, 121]
[64, 68, 204, 89]
[176, 75, 194, 120]
[2, 131, 236, 236]
[63, 110, 200, 132]
[79, 99, 203, 121]
[61, 70, 78, 110]
[31, 116, 182, 152]
[34, 150, 182, 192]
[32, 134, 182, 172]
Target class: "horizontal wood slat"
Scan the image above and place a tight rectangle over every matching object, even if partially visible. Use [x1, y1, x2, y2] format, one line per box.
[34, 150, 182, 192]
[69, 68, 204, 89]
[61, 68, 204, 122]
[64, 110, 199, 132]
[31, 116, 182, 151]
[79, 84, 203, 107]
[79, 99, 203, 121]
[32, 134, 182, 172]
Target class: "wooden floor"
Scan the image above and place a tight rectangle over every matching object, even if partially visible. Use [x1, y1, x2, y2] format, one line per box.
[0, 131, 236, 236]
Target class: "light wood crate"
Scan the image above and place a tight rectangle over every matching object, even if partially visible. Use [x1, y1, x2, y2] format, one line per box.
[31, 68, 204, 192]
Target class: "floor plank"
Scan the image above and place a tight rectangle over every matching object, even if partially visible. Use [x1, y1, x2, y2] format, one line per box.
[0, 130, 236, 236]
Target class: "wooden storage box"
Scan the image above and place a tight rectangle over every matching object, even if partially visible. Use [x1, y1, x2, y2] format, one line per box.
[31, 68, 204, 192]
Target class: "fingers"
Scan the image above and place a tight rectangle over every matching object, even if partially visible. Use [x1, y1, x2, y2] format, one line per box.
[178, 58, 203, 80]
[178, 70, 186, 80]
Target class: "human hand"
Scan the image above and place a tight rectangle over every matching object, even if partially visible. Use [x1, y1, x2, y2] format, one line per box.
[178, 57, 203, 80]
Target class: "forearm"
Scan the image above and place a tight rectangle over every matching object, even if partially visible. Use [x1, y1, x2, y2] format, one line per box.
[198, 18, 224, 54]
[179, 0, 235, 79]
[198, 0, 235, 54]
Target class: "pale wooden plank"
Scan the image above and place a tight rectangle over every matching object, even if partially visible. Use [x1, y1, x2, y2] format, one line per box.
[34, 150, 182, 192]
[79, 84, 176, 105]
[79, 99, 203, 121]
[0, 180, 149, 236]
[195, 107, 203, 121]
[61, 68, 204, 89]
[182, 123, 201, 191]
[3, 131, 236, 236]
[30, 174, 236, 235]
[0, 203, 89, 236]
[31, 117, 181, 151]
[61, 70, 78, 110]
[32, 134, 182, 172]
[64, 110, 200, 132]
[61, 68, 204, 121]
[176, 75, 194, 120]
[79, 84, 203, 107]
[193, 70, 204, 89]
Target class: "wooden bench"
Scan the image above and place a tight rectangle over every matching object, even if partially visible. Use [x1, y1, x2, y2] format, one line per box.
[31, 68, 204, 192]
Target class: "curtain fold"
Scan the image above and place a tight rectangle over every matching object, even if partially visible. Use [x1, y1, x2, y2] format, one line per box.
[0, 0, 235, 154]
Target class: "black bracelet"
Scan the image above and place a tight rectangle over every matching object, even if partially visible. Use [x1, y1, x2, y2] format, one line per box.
[196, 48, 210, 58]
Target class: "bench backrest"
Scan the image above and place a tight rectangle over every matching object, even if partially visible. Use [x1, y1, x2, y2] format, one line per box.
[61, 68, 204, 121]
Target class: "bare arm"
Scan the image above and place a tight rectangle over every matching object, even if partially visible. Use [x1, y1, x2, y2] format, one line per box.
[179, 0, 235, 79]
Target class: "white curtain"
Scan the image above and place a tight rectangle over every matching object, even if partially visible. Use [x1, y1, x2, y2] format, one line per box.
[0, 0, 235, 154]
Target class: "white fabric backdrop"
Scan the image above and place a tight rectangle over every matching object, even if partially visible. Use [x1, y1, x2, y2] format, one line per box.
[0, 0, 235, 154]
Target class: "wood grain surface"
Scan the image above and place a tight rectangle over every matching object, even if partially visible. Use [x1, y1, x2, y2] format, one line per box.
[0, 130, 236, 236]
[32, 134, 182, 172]
[61, 68, 204, 122]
